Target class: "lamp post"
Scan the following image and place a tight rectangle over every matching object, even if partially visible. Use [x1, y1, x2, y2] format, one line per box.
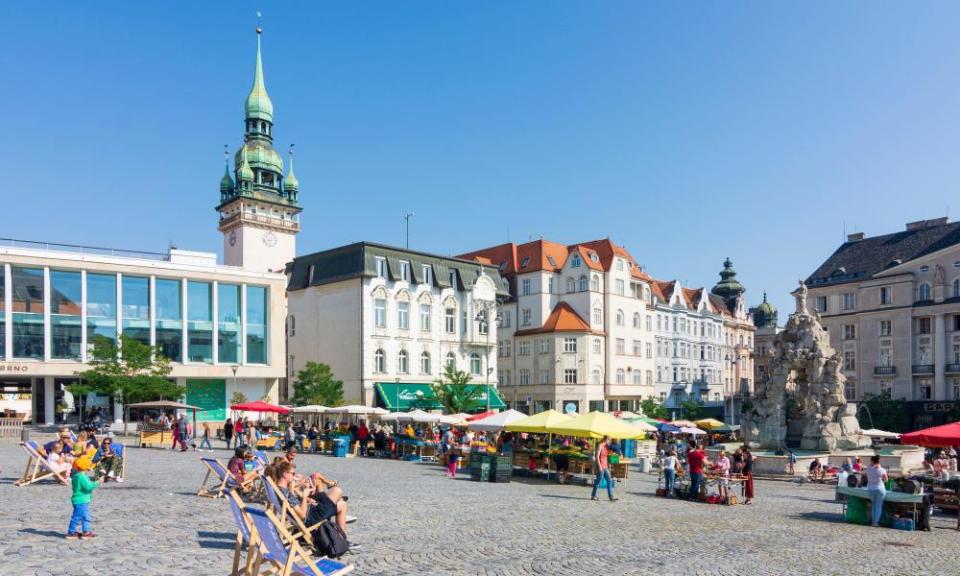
[231, 365, 239, 420]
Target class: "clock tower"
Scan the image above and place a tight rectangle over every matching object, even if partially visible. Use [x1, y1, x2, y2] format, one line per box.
[217, 23, 301, 273]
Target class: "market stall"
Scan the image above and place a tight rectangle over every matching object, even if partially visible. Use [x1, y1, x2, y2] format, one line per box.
[547, 411, 648, 487]
[126, 400, 201, 448]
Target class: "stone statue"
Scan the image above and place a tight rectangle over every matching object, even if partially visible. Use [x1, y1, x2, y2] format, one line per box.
[742, 290, 871, 452]
[935, 264, 945, 286]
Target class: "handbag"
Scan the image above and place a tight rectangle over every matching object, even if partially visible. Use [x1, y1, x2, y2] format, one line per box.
[312, 519, 351, 559]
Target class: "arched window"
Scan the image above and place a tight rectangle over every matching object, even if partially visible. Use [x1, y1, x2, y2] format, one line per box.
[954, 278, 960, 298]
[633, 313, 641, 329]
[571, 254, 581, 268]
[918, 283, 932, 301]
[446, 352, 457, 370]
[374, 349, 385, 373]
[616, 369, 625, 384]
[616, 310, 625, 326]
[398, 350, 409, 374]
[578, 275, 588, 291]
[420, 351, 431, 374]
[470, 352, 482, 375]
[566, 278, 576, 293]
[590, 275, 600, 292]
[592, 369, 602, 384]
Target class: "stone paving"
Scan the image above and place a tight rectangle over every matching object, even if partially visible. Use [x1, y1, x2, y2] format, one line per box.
[1, 436, 958, 576]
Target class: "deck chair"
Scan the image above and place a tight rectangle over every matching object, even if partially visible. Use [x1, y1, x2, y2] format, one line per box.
[197, 458, 256, 498]
[14, 441, 71, 487]
[228, 490, 262, 576]
[253, 450, 270, 469]
[263, 476, 327, 544]
[244, 505, 353, 576]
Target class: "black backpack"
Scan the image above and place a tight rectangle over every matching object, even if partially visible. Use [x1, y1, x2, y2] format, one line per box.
[312, 520, 350, 559]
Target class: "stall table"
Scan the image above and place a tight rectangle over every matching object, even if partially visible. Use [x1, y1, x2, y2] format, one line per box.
[837, 486, 925, 529]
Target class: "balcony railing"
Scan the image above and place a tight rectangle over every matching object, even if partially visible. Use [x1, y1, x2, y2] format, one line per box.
[218, 212, 300, 231]
[912, 364, 935, 375]
[945, 363, 960, 374]
[874, 366, 896, 376]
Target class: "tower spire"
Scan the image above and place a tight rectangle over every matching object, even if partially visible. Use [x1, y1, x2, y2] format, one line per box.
[285, 144, 299, 196]
[245, 12, 273, 123]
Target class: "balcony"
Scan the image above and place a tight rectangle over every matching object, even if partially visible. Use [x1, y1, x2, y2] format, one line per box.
[946, 364, 960, 374]
[912, 364, 935, 375]
[874, 366, 896, 376]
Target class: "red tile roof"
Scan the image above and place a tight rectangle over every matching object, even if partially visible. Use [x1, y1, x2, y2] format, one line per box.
[459, 237, 648, 277]
[513, 302, 603, 337]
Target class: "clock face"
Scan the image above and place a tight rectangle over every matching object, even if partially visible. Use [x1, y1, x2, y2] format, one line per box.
[228, 230, 237, 247]
[262, 231, 278, 247]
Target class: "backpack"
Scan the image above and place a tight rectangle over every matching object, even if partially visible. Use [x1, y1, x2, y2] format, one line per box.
[312, 520, 350, 559]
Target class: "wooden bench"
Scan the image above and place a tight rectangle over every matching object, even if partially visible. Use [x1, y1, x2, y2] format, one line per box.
[139, 429, 171, 448]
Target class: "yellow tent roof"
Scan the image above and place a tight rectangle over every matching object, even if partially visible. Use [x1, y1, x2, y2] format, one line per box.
[546, 411, 649, 440]
[694, 418, 726, 430]
[505, 409, 572, 433]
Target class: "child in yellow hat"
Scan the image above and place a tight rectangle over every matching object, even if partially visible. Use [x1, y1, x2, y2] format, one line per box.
[66, 456, 100, 540]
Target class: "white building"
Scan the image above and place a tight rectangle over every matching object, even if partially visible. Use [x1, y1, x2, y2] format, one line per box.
[459, 239, 657, 414]
[285, 243, 509, 411]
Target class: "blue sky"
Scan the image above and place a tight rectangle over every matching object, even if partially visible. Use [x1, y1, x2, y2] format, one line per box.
[2, 2, 958, 316]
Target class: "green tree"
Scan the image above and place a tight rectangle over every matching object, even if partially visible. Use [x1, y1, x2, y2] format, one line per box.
[862, 390, 910, 433]
[230, 391, 249, 406]
[430, 365, 485, 414]
[75, 334, 180, 419]
[290, 362, 344, 407]
[679, 399, 702, 420]
[640, 396, 668, 419]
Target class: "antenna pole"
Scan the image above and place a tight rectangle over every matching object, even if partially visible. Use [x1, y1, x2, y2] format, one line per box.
[404, 211, 414, 249]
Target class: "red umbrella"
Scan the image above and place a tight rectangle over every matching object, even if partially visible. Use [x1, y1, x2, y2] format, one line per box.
[901, 421, 960, 448]
[466, 410, 496, 422]
[230, 400, 290, 414]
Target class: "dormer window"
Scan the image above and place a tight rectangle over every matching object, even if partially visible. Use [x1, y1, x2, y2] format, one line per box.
[547, 256, 557, 268]
[520, 257, 531, 269]
[498, 261, 506, 272]
[590, 253, 599, 263]
[571, 254, 581, 268]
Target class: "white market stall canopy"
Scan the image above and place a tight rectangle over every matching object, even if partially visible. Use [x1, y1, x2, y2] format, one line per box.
[861, 428, 901, 439]
[325, 405, 389, 416]
[290, 405, 330, 414]
[467, 409, 528, 432]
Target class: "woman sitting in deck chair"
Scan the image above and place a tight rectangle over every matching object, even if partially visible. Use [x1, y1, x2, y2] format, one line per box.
[272, 461, 354, 539]
[92, 437, 124, 482]
[227, 448, 259, 492]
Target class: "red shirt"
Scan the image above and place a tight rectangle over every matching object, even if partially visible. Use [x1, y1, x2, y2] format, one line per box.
[596, 443, 609, 470]
[688, 449, 706, 475]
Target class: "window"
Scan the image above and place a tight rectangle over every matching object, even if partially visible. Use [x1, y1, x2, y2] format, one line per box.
[615, 369, 625, 384]
[952, 378, 960, 400]
[918, 343, 931, 364]
[397, 301, 409, 330]
[615, 279, 625, 296]
[579, 275, 588, 292]
[632, 371, 641, 385]
[154, 278, 181, 362]
[917, 379, 933, 400]
[11, 267, 44, 359]
[843, 324, 856, 340]
[566, 278, 576, 293]
[187, 281, 213, 363]
[444, 307, 456, 334]
[422, 264, 433, 285]
[520, 257, 531, 269]
[539, 370, 550, 385]
[217, 283, 241, 364]
[449, 269, 457, 288]
[953, 343, 960, 364]
[616, 310, 625, 326]
[563, 338, 577, 353]
[632, 340, 641, 356]
[659, 391, 667, 402]
[646, 316, 652, 331]
[646, 370, 653, 386]
[548, 277, 554, 293]
[592, 369, 602, 385]
[616, 259, 624, 271]
[288, 315, 296, 337]
[592, 307, 602, 325]
[500, 310, 511, 328]
[397, 350, 409, 373]
[616, 338, 625, 355]
[470, 353, 482, 375]
[917, 317, 932, 334]
[880, 286, 891, 305]
[879, 320, 891, 337]
[375, 257, 387, 279]
[571, 254, 581, 268]
[420, 304, 431, 331]
[646, 342, 652, 358]
[518, 341, 531, 356]
[918, 283, 932, 302]
[843, 350, 856, 371]
[48, 270, 82, 360]
[564, 369, 578, 384]
[592, 338, 602, 354]
[375, 298, 387, 328]
[540, 338, 551, 354]
[590, 275, 600, 292]
[445, 352, 456, 369]
[842, 292, 856, 311]
[633, 313, 641, 329]
[246, 285, 269, 364]
[521, 308, 531, 327]
[954, 314, 960, 331]
[815, 296, 828, 313]
[518, 369, 530, 385]
[521, 279, 531, 296]
[399, 260, 411, 282]
[419, 351, 431, 374]
[374, 349, 386, 373]
[500, 370, 511, 386]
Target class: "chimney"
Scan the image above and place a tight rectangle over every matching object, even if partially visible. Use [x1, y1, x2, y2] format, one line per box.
[846, 232, 865, 242]
[905, 217, 948, 231]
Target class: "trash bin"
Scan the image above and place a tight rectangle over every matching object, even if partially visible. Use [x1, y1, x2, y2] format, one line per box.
[332, 437, 348, 458]
[621, 439, 637, 459]
[20, 427, 30, 443]
[637, 456, 651, 473]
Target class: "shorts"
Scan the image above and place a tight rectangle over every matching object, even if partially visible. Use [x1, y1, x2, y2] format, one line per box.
[307, 492, 339, 526]
[719, 477, 730, 487]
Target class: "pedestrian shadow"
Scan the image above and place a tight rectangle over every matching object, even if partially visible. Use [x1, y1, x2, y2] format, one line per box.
[19, 528, 64, 539]
[540, 494, 587, 500]
[198, 539, 237, 550]
[198, 530, 235, 540]
[792, 511, 843, 524]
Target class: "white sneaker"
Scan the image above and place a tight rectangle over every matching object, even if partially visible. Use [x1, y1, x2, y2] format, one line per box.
[345, 515, 358, 524]
[114, 477, 124, 483]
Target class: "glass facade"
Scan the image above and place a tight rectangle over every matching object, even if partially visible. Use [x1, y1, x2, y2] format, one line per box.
[50, 270, 82, 359]
[86, 273, 117, 345]
[217, 283, 241, 364]
[155, 278, 182, 362]
[0, 266, 5, 359]
[187, 281, 213, 363]
[246, 285, 268, 364]
[12, 267, 44, 359]
[122, 276, 150, 346]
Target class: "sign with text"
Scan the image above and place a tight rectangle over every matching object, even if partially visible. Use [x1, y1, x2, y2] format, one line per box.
[186, 379, 226, 421]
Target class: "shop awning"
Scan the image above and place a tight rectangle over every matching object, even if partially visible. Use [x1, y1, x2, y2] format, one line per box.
[375, 382, 506, 411]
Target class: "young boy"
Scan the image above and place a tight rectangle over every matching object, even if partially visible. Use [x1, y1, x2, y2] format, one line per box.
[66, 456, 100, 540]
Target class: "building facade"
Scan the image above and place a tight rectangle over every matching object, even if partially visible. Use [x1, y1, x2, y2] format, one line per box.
[286, 243, 509, 411]
[805, 217, 960, 429]
[749, 291, 781, 393]
[459, 239, 657, 414]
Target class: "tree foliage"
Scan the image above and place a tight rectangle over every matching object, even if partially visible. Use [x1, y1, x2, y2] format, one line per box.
[290, 362, 344, 407]
[75, 334, 179, 407]
[430, 365, 485, 414]
[640, 396, 668, 419]
[862, 390, 911, 433]
[679, 399, 702, 420]
[230, 391, 249, 406]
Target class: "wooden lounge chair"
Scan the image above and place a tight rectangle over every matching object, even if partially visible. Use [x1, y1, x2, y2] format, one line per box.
[14, 441, 71, 487]
[263, 476, 324, 543]
[244, 505, 353, 576]
[228, 490, 262, 576]
[197, 457, 257, 498]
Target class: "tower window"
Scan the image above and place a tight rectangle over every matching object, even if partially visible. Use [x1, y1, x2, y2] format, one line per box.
[260, 121, 266, 132]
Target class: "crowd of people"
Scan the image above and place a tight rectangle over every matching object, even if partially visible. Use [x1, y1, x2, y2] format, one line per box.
[658, 439, 754, 504]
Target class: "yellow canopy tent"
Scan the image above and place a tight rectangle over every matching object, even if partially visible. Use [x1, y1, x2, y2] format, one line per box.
[694, 418, 726, 430]
[547, 411, 648, 439]
[505, 409, 572, 433]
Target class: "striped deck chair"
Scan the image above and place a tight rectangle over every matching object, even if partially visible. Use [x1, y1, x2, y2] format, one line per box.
[227, 490, 261, 576]
[244, 505, 353, 576]
[14, 441, 71, 487]
[197, 458, 256, 498]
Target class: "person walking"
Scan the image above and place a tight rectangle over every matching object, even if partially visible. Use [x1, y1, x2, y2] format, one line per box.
[686, 441, 708, 502]
[742, 446, 754, 505]
[591, 435, 618, 502]
[223, 418, 234, 449]
[198, 422, 213, 451]
[175, 415, 189, 452]
[66, 457, 100, 540]
[234, 419, 245, 447]
[866, 455, 888, 527]
[788, 449, 797, 476]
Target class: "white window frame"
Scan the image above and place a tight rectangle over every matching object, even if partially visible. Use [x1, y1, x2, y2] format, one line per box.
[563, 337, 577, 353]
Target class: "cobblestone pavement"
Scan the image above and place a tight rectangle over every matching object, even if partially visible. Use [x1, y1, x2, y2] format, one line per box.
[1, 437, 958, 576]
